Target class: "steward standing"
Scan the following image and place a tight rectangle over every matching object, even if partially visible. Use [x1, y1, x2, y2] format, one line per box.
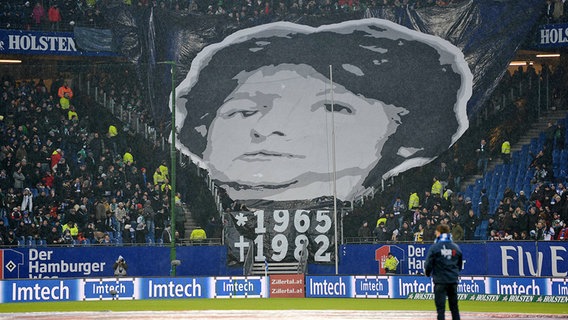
[425, 224, 463, 320]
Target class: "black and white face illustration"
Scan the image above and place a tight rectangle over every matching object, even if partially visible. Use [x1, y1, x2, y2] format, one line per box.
[174, 19, 472, 202]
[203, 64, 403, 200]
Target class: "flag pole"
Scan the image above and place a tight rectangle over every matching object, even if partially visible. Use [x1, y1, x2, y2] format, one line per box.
[330, 65, 339, 275]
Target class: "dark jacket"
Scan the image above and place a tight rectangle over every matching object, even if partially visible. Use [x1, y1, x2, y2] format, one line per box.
[425, 234, 462, 284]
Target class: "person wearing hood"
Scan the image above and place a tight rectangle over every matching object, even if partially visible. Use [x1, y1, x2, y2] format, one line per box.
[113, 255, 128, 276]
[425, 224, 463, 320]
[21, 187, 33, 212]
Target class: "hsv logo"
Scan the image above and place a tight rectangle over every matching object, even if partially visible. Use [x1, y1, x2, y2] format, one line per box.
[375, 245, 404, 275]
[0, 249, 24, 279]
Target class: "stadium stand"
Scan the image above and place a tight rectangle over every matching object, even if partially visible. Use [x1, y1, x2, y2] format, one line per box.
[0, 0, 567, 250]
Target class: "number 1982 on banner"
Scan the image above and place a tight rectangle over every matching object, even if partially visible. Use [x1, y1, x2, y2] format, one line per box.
[227, 209, 335, 264]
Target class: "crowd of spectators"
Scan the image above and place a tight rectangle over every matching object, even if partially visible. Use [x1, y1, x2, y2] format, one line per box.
[0, 0, 106, 31]
[545, 0, 568, 24]
[362, 178, 567, 244]
[0, 0, 469, 32]
[0, 74, 192, 247]
[358, 114, 568, 244]
[0, 0, 555, 36]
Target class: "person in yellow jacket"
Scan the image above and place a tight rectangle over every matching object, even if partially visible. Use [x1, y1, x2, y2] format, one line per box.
[443, 189, 453, 201]
[108, 125, 118, 138]
[431, 176, 442, 197]
[62, 221, 79, 239]
[384, 252, 399, 274]
[67, 106, 78, 121]
[159, 161, 169, 180]
[375, 206, 387, 228]
[153, 167, 165, 185]
[408, 191, 420, 210]
[123, 148, 134, 165]
[190, 226, 207, 240]
[501, 139, 511, 164]
[58, 81, 73, 110]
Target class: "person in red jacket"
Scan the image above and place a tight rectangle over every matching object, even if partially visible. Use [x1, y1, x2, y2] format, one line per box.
[48, 4, 62, 31]
[50, 149, 62, 169]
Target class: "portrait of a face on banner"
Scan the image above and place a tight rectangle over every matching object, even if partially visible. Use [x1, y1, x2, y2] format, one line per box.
[174, 19, 472, 205]
[170, 19, 472, 264]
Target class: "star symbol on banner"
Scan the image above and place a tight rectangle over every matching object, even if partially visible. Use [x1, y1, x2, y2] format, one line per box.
[235, 213, 248, 226]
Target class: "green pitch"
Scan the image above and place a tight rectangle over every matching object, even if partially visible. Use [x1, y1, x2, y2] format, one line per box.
[1, 298, 566, 314]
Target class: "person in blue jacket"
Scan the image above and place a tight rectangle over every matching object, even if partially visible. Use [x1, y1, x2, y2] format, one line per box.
[425, 223, 463, 320]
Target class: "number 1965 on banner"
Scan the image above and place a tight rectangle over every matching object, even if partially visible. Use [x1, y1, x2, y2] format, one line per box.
[224, 209, 335, 264]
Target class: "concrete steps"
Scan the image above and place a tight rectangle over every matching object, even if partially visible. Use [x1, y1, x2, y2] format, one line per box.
[461, 109, 568, 191]
[249, 262, 301, 275]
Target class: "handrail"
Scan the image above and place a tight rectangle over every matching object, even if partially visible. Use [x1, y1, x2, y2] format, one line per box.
[297, 241, 309, 274]
[243, 241, 254, 276]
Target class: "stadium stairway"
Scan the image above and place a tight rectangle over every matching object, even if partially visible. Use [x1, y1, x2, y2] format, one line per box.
[461, 108, 568, 192]
[249, 262, 302, 275]
[181, 204, 200, 239]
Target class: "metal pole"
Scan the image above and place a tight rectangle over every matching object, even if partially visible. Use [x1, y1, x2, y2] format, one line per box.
[159, 61, 178, 276]
[330, 65, 338, 275]
[169, 63, 177, 276]
[546, 71, 550, 111]
[538, 75, 541, 118]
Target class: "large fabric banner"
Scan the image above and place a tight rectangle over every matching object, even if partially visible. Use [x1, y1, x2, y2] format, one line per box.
[105, 0, 544, 204]
[224, 209, 335, 264]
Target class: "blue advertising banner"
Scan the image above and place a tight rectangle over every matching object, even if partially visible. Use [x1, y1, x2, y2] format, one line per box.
[353, 276, 389, 298]
[341, 242, 568, 277]
[214, 276, 267, 298]
[486, 277, 549, 296]
[305, 276, 351, 298]
[0, 246, 238, 280]
[1, 278, 81, 303]
[140, 277, 212, 299]
[82, 277, 136, 300]
[1, 242, 566, 280]
[537, 23, 568, 48]
[485, 242, 568, 277]
[391, 276, 434, 299]
[0, 249, 25, 279]
[341, 243, 484, 276]
[457, 277, 486, 295]
[549, 278, 568, 296]
[0, 29, 119, 57]
[0, 275, 567, 303]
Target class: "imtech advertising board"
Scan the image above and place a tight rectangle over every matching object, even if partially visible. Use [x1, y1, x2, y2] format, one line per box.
[1, 275, 566, 303]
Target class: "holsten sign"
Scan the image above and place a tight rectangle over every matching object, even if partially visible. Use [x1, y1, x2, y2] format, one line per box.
[538, 23, 568, 48]
[0, 29, 117, 56]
